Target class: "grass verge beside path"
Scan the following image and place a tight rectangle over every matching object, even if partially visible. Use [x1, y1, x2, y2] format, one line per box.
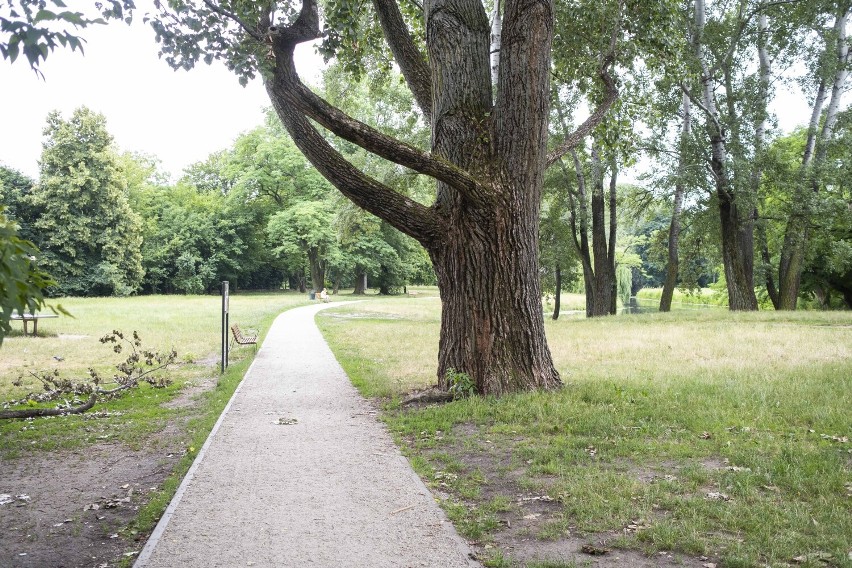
[318, 294, 852, 568]
[0, 292, 310, 566]
[0, 292, 310, 455]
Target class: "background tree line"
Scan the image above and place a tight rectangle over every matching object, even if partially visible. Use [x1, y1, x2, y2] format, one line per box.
[0, 65, 435, 298]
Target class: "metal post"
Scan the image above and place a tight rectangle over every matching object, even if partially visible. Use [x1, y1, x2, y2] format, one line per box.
[221, 281, 229, 374]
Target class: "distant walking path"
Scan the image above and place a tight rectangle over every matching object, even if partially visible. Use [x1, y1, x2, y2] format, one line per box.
[136, 302, 479, 568]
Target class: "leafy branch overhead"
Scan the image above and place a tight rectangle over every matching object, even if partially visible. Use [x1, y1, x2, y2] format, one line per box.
[0, 1, 135, 74]
[0, 330, 176, 420]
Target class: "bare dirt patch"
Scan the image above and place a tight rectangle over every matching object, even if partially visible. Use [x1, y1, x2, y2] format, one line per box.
[161, 376, 217, 410]
[0, 379, 211, 568]
[0, 443, 184, 568]
[425, 423, 714, 568]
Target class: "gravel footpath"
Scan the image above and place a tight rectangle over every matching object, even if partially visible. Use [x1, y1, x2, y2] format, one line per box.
[135, 302, 480, 568]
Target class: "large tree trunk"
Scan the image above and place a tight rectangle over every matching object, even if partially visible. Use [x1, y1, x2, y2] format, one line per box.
[430, 201, 559, 395]
[257, 0, 612, 394]
[660, 94, 691, 312]
[426, 0, 559, 393]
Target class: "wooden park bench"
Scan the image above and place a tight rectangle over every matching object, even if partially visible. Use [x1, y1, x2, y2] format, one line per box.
[230, 324, 258, 351]
[10, 312, 59, 336]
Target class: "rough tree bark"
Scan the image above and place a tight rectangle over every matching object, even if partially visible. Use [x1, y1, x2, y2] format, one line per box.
[660, 94, 691, 312]
[247, 0, 617, 394]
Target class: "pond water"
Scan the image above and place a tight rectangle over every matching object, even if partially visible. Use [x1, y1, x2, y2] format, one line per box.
[620, 296, 725, 314]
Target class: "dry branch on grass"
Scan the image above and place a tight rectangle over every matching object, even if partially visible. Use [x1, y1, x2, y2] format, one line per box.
[0, 330, 176, 420]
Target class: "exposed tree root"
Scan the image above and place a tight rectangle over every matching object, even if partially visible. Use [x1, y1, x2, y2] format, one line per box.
[400, 387, 454, 407]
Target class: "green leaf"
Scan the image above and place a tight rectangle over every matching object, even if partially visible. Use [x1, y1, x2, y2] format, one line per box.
[6, 40, 19, 63]
[33, 10, 58, 23]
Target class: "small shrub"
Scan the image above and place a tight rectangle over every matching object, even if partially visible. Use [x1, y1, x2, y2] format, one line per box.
[446, 368, 475, 399]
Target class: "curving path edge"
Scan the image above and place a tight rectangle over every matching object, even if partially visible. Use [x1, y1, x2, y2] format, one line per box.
[135, 302, 480, 568]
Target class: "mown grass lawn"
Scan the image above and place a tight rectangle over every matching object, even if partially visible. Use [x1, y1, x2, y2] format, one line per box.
[318, 291, 852, 568]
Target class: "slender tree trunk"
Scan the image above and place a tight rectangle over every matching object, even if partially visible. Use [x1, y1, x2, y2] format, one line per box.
[693, 0, 757, 311]
[778, 8, 850, 310]
[490, 0, 502, 86]
[812, 284, 829, 309]
[757, 215, 779, 308]
[660, 95, 691, 312]
[552, 264, 561, 320]
[607, 159, 618, 315]
[752, 14, 778, 310]
[566, 150, 595, 316]
[588, 144, 616, 317]
[294, 271, 306, 293]
[843, 288, 852, 310]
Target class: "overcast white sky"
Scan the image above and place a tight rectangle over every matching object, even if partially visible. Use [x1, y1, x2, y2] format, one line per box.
[0, 3, 324, 181]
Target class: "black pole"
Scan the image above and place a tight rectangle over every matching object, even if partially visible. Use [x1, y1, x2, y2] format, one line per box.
[221, 281, 229, 374]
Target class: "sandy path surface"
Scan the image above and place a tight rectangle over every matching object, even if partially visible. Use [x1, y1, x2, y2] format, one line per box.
[135, 302, 479, 568]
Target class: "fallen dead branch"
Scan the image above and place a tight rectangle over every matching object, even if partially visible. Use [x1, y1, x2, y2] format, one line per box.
[0, 394, 97, 419]
[1, 330, 175, 420]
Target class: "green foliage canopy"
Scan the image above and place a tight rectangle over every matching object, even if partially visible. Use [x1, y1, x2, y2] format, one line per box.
[29, 107, 144, 296]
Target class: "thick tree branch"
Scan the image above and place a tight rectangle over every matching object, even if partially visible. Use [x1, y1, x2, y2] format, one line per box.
[284, 80, 480, 197]
[264, 4, 441, 244]
[545, 2, 622, 167]
[264, 0, 482, 202]
[372, 0, 433, 120]
[267, 0, 321, 46]
[268, 82, 441, 245]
